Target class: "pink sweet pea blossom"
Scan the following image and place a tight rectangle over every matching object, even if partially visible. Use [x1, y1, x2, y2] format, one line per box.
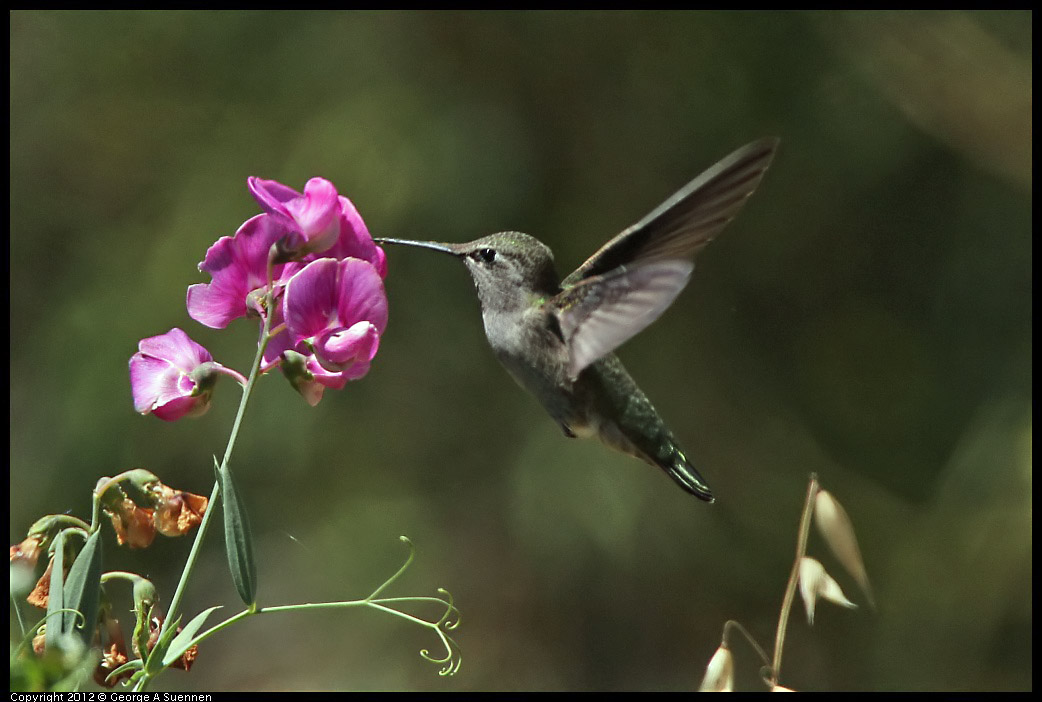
[187, 179, 386, 334]
[283, 258, 387, 386]
[256, 304, 347, 406]
[248, 177, 342, 257]
[186, 214, 291, 329]
[129, 328, 241, 421]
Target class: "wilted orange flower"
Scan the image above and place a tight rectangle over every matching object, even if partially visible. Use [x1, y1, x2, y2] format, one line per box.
[32, 628, 46, 656]
[10, 534, 44, 568]
[94, 643, 130, 687]
[106, 497, 156, 549]
[93, 610, 133, 688]
[152, 484, 208, 537]
[26, 559, 57, 609]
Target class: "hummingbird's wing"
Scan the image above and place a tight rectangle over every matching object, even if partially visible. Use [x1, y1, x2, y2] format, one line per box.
[551, 259, 694, 380]
[560, 137, 778, 288]
[550, 138, 777, 378]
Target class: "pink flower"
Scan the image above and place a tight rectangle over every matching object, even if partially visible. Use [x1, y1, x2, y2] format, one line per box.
[129, 328, 233, 421]
[188, 180, 385, 333]
[283, 258, 387, 386]
[248, 177, 342, 257]
[186, 214, 292, 329]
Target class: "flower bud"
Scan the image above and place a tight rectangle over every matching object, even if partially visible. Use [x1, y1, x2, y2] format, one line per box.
[699, 643, 734, 692]
[798, 557, 857, 625]
[814, 489, 874, 607]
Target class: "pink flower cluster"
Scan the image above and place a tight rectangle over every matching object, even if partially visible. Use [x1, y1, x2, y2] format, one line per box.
[130, 178, 388, 419]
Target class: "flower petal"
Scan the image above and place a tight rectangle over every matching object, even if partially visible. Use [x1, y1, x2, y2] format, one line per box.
[249, 177, 341, 255]
[315, 321, 380, 368]
[188, 214, 291, 329]
[335, 258, 388, 334]
[284, 258, 341, 344]
[130, 354, 177, 414]
[248, 176, 302, 214]
[321, 195, 387, 277]
[136, 328, 211, 372]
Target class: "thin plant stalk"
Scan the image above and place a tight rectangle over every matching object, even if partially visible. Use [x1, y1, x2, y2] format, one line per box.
[769, 473, 819, 686]
[148, 291, 275, 679]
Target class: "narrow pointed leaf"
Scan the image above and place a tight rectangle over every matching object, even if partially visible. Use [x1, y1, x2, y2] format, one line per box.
[62, 529, 103, 644]
[814, 490, 874, 607]
[163, 605, 221, 666]
[219, 463, 257, 605]
[44, 530, 67, 649]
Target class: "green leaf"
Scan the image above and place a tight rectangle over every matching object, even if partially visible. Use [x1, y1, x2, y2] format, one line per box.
[162, 606, 221, 666]
[61, 530, 103, 645]
[103, 658, 143, 686]
[44, 530, 67, 650]
[219, 463, 257, 605]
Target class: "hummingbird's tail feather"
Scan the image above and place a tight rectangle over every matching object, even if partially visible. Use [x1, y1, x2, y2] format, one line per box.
[596, 408, 715, 502]
[586, 355, 715, 501]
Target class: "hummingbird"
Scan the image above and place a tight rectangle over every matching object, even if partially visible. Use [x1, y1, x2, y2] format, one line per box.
[377, 138, 778, 501]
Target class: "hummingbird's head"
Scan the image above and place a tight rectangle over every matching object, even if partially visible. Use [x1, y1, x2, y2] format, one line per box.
[376, 232, 560, 313]
[455, 231, 559, 298]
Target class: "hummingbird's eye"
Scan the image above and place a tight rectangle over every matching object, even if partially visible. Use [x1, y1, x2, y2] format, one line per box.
[477, 248, 497, 264]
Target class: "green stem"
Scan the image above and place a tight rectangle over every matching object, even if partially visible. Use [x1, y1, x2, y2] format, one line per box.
[100, 571, 147, 586]
[141, 291, 275, 691]
[10, 593, 27, 639]
[92, 469, 154, 532]
[723, 619, 771, 669]
[769, 473, 819, 687]
[184, 595, 457, 664]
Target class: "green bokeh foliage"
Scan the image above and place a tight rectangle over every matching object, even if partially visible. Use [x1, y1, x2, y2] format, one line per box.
[10, 11, 1031, 691]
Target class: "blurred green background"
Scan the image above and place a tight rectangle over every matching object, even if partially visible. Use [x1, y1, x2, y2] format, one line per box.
[10, 10, 1031, 691]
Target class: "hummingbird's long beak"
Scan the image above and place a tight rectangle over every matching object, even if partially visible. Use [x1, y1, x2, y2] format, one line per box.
[374, 237, 460, 256]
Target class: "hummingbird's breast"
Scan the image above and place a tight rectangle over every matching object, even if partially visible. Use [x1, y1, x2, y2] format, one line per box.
[482, 305, 671, 454]
[481, 305, 585, 429]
